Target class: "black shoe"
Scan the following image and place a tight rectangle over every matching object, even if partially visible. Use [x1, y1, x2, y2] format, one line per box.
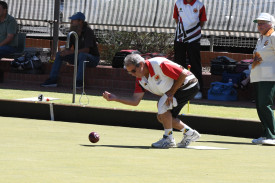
[76, 81, 83, 89]
[41, 78, 57, 87]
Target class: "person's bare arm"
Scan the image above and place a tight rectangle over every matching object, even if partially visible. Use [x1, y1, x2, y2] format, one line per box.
[0, 34, 14, 47]
[165, 71, 188, 105]
[78, 47, 90, 54]
[103, 91, 145, 106]
[60, 47, 90, 57]
[200, 21, 205, 28]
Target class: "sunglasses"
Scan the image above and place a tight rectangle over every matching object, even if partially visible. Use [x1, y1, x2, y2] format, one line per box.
[128, 69, 136, 74]
[126, 64, 140, 74]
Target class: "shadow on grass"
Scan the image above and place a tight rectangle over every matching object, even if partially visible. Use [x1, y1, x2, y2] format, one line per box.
[198, 140, 253, 145]
[80, 144, 155, 149]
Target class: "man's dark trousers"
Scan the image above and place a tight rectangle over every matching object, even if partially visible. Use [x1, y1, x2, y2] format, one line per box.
[253, 82, 275, 139]
[174, 40, 203, 92]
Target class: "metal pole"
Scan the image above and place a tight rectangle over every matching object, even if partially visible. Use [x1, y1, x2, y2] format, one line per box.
[210, 35, 214, 52]
[66, 31, 78, 103]
[52, 0, 60, 59]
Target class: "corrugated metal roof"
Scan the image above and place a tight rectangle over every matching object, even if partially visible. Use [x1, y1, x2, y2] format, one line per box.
[62, 0, 275, 38]
[4, 0, 275, 38]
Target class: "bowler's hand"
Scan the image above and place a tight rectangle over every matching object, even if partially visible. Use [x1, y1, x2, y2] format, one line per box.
[252, 52, 263, 69]
[103, 91, 116, 101]
[165, 92, 173, 106]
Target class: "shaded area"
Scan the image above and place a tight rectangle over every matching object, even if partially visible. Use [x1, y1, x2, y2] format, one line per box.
[80, 144, 152, 149]
[0, 99, 261, 138]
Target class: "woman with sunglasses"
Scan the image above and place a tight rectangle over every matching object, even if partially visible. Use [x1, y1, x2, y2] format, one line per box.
[103, 54, 200, 148]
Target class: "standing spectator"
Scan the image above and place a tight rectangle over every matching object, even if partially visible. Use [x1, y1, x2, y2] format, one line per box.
[0, 1, 18, 58]
[173, 0, 207, 99]
[103, 54, 201, 148]
[251, 13, 275, 146]
[41, 12, 100, 88]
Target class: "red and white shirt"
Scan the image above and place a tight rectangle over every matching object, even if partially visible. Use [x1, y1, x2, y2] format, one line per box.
[173, 0, 207, 43]
[134, 57, 197, 96]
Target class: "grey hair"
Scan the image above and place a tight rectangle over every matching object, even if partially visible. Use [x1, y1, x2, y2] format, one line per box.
[124, 54, 145, 67]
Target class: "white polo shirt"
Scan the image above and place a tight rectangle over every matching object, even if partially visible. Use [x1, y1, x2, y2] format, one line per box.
[134, 57, 197, 96]
[250, 28, 275, 83]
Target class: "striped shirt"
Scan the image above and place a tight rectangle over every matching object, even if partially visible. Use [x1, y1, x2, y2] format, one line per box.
[173, 0, 207, 43]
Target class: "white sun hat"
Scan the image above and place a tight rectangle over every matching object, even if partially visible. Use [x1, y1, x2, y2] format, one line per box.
[253, 12, 275, 23]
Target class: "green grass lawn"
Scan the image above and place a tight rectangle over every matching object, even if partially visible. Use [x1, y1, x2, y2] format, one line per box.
[0, 116, 274, 183]
[0, 88, 260, 121]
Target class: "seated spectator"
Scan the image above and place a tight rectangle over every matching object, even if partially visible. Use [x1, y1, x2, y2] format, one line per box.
[0, 1, 18, 58]
[41, 12, 100, 88]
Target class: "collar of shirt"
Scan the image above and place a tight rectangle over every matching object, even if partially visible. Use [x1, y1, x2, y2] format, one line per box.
[260, 28, 275, 40]
[264, 28, 274, 37]
[145, 60, 155, 77]
[184, 0, 196, 6]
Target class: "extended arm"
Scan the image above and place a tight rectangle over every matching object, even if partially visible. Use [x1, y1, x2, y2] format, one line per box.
[103, 91, 145, 106]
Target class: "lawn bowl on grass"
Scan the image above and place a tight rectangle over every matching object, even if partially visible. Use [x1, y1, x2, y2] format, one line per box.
[89, 131, 100, 143]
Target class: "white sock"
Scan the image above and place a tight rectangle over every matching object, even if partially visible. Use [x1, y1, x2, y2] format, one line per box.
[180, 124, 194, 136]
[164, 128, 173, 139]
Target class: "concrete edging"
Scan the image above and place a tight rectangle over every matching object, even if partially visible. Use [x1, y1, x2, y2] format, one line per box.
[0, 99, 261, 138]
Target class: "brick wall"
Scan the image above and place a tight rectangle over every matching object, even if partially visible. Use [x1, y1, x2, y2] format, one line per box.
[25, 38, 66, 51]
[25, 38, 253, 66]
[200, 51, 253, 67]
[0, 60, 136, 92]
[25, 38, 107, 55]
